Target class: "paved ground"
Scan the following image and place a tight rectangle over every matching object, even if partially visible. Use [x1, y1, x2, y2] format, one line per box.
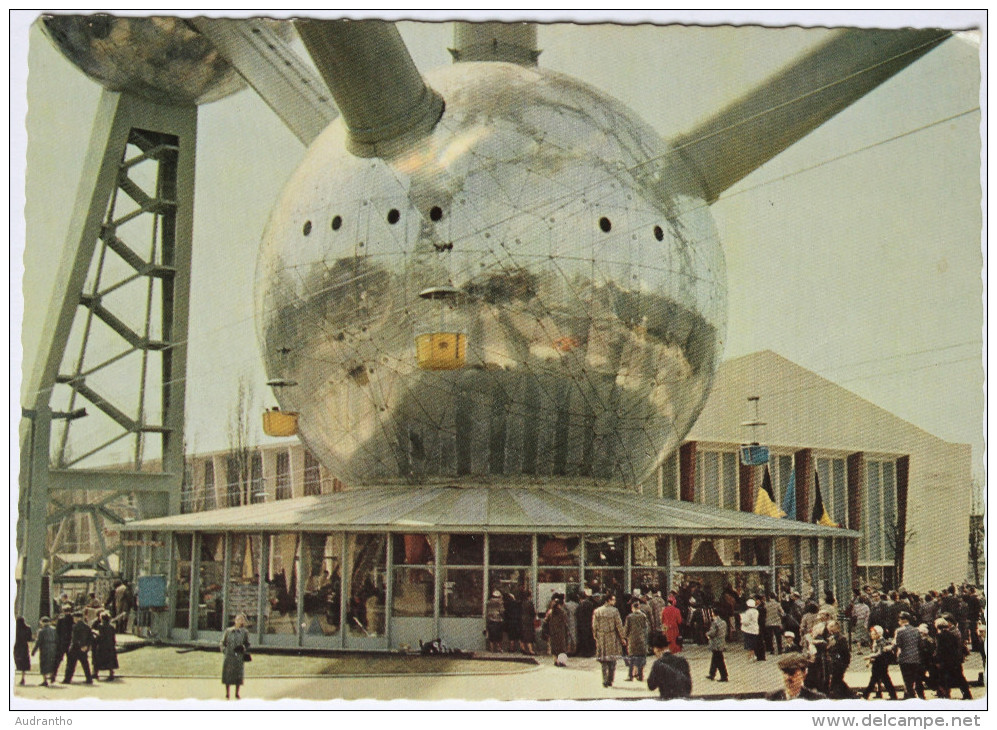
[12, 638, 986, 706]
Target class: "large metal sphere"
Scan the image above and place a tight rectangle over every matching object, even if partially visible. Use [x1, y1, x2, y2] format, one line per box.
[40, 14, 246, 105]
[256, 62, 727, 488]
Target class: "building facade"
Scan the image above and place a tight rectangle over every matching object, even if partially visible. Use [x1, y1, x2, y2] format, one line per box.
[656, 350, 972, 592]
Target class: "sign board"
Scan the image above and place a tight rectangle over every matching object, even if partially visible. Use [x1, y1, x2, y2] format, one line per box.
[537, 582, 566, 608]
[137, 574, 167, 608]
[740, 444, 770, 466]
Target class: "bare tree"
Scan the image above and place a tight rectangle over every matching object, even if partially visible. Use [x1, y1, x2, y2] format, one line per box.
[967, 477, 984, 587]
[227, 377, 257, 507]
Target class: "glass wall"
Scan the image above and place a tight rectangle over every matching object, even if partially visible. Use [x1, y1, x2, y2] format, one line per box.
[631, 535, 668, 594]
[488, 534, 532, 617]
[198, 533, 226, 631]
[226, 532, 261, 630]
[264, 533, 299, 635]
[585, 535, 625, 598]
[350, 534, 387, 636]
[301, 533, 342, 636]
[537, 535, 580, 609]
[173, 534, 193, 630]
[392, 533, 435, 619]
[440, 534, 484, 618]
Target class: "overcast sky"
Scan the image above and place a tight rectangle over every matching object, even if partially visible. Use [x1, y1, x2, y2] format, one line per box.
[12, 11, 985, 478]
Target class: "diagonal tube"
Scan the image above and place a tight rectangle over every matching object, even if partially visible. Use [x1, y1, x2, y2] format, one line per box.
[670, 28, 952, 203]
[294, 18, 444, 151]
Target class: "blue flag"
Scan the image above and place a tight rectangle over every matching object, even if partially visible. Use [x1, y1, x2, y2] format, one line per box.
[782, 471, 797, 519]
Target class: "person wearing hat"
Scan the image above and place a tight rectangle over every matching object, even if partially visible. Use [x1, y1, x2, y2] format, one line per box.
[485, 589, 506, 652]
[705, 610, 728, 682]
[13, 616, 32, 686]
[576, 588, 596, 658]
[647, 632, 692, 699]
[894, 612, 925, 699]
[783, 630, 802, 654]
[593, 593, 626, 687]
[54, 604, 74, 680]
[860, 625, 897, 699]
[766, 653, 827, 700]
[661, 596, 683, 654]
[623, 597, 650, 681]
[934, 616, 972, 699]
[61, 611, 94, 684]
[32, 616, 59, 686]
[542, 594, 570, 660]
[92, 611, 119, 681]
[740, 598, 761, 660]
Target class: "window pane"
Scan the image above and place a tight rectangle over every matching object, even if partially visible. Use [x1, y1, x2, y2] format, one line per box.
[264, 533, 299, 635]
[538, 535, 580, 566]
[631, 536, 668, 567]
[227, 532, 261, 630]
[251, 453, 265, 504]
[441, 568, 483, 617]
[173, 534, 192, 629]
[585, 535, 624, 567]
[817, 458, 832, 520]
[723, 452, 738, 510]
[704, 451, 720, 507]
[301, 533, 342, 636]
[348, 534, 386, 635]
[695, 452, 703, 502]
[445, 534, 483, 565]
[489, 534, 531, 565]
[779, 456, 793, 505]
[867, 463, 882, 561]
[276, 452, 291, 501]
[883, 461, 897, 561]
[203, 461, 216, 510]
[304, 451, 322, 496]
[392, 568, 434, 617]
[833, 459, 847, 527]
[586, 569, 624, 599]
[393, 533, 435, 565]
[198, 533, 225, 631]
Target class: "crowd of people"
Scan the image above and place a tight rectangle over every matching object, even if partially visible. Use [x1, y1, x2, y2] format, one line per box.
[491, 578, 986, 701]
[13, 582, 133, 688]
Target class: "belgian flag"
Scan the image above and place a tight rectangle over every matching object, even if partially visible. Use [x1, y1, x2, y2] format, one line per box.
[754, 466, 786, 518]
[812, 471, 839, 527]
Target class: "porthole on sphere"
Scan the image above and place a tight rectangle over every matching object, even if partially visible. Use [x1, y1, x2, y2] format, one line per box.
[654, 225, 664, 241]
[430, 206, 443, 222]
[599, 217, 612, 233]
[387, 209, 400, 224]
[302, 220, 312, 236]
[331, 215, 343, 231]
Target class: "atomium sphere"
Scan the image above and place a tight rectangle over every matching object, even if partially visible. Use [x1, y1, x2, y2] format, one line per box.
[256, 62, 727, 489]
[40, 14, 246, 105]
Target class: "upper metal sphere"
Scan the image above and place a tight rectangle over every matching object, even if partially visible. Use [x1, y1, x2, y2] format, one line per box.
[256, 62, 727, 489]
[40, 14, 246, 105]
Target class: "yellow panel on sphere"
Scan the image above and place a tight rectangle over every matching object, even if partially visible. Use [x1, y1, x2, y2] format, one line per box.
[263, 410, 299, 437]
[416, 332, 466, 370]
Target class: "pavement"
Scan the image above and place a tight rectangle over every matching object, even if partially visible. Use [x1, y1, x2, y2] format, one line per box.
[12, 638, 987, 706]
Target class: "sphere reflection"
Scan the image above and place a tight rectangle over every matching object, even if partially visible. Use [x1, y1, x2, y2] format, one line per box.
[256, 62, 727, 489]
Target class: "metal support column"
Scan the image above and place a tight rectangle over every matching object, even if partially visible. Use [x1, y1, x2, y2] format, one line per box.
[340, 533, 349, 649]
[17, 89, 198, 626]
[295, 532, 304, 648]
[433, 533, 442, 640]
[383, 532, 393, 649]
[190, 532, 201, 640]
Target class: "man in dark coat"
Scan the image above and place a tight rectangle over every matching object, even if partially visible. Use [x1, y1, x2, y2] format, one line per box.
[576, 588, 596, 658]
[935, 618, 972, 699]
[61, 611, 94, 684]
[647, 633, 692, 699]
[53, 605, 75, 680]
[766, 653, 828, 700]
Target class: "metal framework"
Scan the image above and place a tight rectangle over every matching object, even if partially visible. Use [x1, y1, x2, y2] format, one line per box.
[17, 90, 196, 623]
